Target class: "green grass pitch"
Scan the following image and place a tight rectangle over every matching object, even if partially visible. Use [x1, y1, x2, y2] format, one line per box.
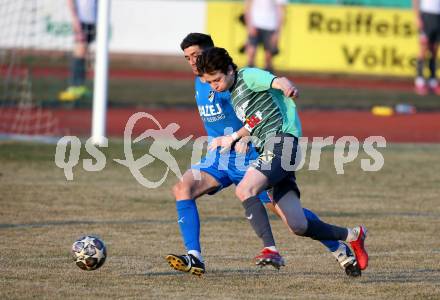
[0, 141, 439, 299]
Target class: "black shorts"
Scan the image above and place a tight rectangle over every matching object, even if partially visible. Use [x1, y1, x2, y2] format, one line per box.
[248, 28, 278, 55]
[421, 12, 440, 44]
[252, 133, 300, 201]
[80, 23, 96, 44]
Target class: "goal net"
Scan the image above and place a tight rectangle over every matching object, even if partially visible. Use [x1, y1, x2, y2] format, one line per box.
[0, 0, 93, 141]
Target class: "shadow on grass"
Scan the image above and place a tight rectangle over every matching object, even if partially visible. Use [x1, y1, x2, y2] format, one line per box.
[129, 268, 357, 278]
[129, 268, 440, 286]
[1, 211, 439, 229]
[361, 269, 440, 284]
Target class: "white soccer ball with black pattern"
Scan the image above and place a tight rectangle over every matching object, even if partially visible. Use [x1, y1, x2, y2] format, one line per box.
[71, 235, 107, 270]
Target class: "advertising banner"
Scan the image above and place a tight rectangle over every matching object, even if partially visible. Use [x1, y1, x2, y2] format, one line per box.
[0, 0, 206, 55]
[207, 2, 418, 76]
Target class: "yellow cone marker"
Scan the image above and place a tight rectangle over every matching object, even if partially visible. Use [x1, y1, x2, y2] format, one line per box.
[371, 106, 394, 117]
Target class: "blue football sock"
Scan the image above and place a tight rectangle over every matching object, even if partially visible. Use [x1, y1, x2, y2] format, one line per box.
[71, 57, 86, 86]
[176, 199, 201, 253]
[303, 208, 340, 252]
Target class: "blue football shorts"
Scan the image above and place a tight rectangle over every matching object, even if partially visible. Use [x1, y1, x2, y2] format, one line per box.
[191, 148, 271, 204]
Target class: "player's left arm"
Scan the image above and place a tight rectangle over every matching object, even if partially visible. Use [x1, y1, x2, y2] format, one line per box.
[276, 0, 287, 32]
[412, 0, 424, 32]
[243, 68, 299, 99]
[208, 126, 250, 153]
[271, 77, 299, 98]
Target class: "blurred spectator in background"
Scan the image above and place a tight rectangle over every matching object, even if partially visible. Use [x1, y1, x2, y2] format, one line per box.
[244, 0, 287, 72]
[413, 0, 440, 96]
[59, 0, 98, 101]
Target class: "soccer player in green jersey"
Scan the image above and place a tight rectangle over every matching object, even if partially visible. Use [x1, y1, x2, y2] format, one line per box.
[196, 47, 369, 271]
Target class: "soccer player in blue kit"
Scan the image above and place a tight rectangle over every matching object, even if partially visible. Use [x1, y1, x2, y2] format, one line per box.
[165, 33, 361, 277]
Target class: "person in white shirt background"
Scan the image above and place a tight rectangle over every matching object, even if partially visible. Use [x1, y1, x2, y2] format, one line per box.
[244, 0, 287, 72]
[413, 0, 440, 95]
[59, 0, 98, 101]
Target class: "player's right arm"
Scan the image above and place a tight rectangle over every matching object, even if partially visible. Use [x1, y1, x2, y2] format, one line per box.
[244, 0, 257, 36]
[208, 126, 250, 153]
[272, 0, 287, 49]
[67, 0, 83, 41]
[412, 0, 423, 31]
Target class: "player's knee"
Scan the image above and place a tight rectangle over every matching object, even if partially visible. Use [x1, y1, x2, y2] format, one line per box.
[235, 184, 258, 202]
[171, 182, 181, 199]
[234, 187, 247, 202]
[288, 220, 308, 236]
[172, 181, 193, 200]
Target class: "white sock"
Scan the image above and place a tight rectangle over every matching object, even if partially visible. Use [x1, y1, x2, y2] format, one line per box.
[264, 246, 278, 252]
[332, 243, 350, 263]
[188, 250, 203, 263]
[345, 227, 360, 242]
[332, 243, 344, 258]
[332, 243, 354, 267]
[415, 76, 425, 87]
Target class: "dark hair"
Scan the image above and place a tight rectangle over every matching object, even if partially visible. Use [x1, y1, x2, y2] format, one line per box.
[196, 47, 237, 75]
[180, 33, 214, 51]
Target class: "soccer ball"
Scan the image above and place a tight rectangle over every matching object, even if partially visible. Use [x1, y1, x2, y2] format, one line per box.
[71, 235, 107, 271]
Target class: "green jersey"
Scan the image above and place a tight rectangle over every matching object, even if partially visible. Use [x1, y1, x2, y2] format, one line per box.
[229, 68, 302, 150]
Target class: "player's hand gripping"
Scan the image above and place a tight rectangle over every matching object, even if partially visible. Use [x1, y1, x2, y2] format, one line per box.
[234, 138, 249, 154]
[208, 135, 236, 154]
[272, 77, 299, 99]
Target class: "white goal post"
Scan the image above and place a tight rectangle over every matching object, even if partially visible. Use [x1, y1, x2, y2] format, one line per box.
[91, 0, 111, 145]
[0, 0, 111, 143]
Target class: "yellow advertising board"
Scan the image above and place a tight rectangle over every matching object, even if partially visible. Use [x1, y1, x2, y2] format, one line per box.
[206, 2, 418, 76]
